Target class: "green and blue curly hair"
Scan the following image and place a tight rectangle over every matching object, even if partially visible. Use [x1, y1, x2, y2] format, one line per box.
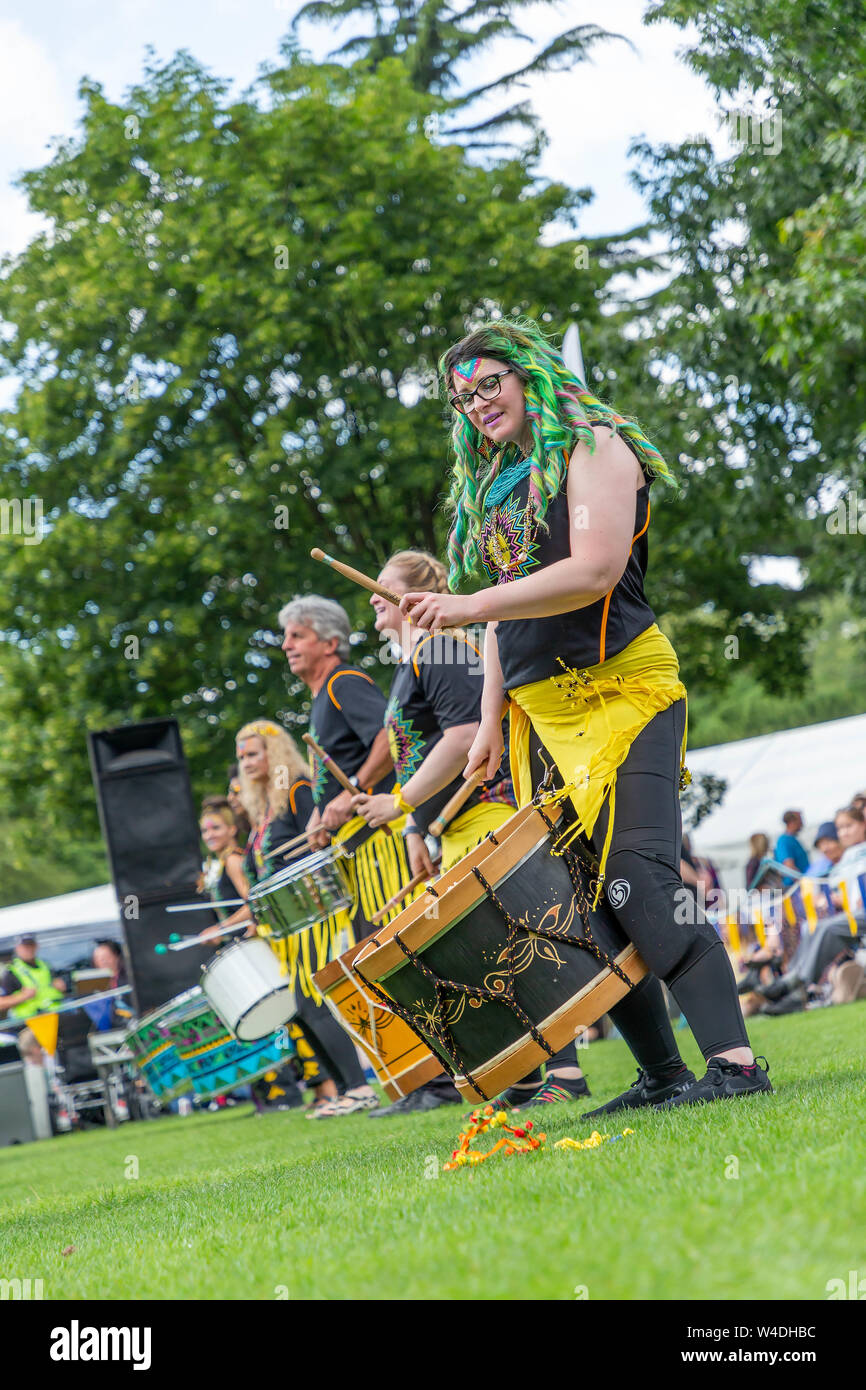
[440, 316, 679, 588]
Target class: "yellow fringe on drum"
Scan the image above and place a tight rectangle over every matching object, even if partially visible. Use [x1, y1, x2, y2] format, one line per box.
[440, 800, 516, 873]
[265, 910, 354, 1006]
[334, 816, 415, 933]
[508, 622, 689, 909]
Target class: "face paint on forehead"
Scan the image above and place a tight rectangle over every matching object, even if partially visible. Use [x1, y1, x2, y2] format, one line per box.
[452, 357, 483, 386]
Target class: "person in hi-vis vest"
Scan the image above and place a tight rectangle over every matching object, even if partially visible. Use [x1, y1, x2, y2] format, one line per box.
[0, 936, 66, 1018]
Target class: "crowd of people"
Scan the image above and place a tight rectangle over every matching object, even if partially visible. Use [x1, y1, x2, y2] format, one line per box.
[734, 799, 866, 1016]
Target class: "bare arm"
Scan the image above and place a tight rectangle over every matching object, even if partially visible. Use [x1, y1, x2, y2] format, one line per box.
[0, 989, 36, 1012]
[464, 624, 507, 780]
[354, 728, 395, 791]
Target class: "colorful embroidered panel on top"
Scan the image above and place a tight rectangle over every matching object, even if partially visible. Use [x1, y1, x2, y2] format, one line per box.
[479, 492, 541, 584]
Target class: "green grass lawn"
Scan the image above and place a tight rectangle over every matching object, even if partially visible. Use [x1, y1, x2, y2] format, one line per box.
[1, 1005, 864, 1301]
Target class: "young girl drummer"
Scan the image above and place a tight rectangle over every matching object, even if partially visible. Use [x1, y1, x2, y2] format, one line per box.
[397, 317, 771, 1116]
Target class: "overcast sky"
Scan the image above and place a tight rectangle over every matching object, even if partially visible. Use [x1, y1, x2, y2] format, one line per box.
[0, 0, 725, 260]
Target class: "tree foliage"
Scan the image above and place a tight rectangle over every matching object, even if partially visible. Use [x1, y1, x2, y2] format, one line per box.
[0, 47, 628, 863]
[631, 0, 866, 645]
[292, 0, 626, 137]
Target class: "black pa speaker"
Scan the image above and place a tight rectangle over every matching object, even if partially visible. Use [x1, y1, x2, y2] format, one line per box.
[117, 896, 216, 1017]
[87, 718, 204, 899]
[87, 718, 217, 1014]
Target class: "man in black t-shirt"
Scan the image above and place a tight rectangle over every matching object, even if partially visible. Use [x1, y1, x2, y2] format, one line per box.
[278, 595, 394, 844]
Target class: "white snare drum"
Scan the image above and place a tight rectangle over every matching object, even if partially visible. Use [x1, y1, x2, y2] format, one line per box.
[200, 936, 296, 1041]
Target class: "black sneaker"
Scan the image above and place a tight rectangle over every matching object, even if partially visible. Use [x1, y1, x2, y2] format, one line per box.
[658, 1056, 772, 1109]
[582, 1067, 695, 1119]
[755, 977, 796, 1002]
[367, 1086, 462, 1118]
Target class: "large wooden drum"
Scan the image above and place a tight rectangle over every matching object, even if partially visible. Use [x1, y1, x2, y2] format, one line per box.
[314, 940, 441, 1101]
[353, 803, 647, 1102]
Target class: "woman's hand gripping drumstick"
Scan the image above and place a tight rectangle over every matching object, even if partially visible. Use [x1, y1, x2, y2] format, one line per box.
[429, 768, 486, 837]
[369, 768, 486, 923]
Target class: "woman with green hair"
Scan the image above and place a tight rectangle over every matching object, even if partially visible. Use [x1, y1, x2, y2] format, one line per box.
[399, 316, 771, 1115]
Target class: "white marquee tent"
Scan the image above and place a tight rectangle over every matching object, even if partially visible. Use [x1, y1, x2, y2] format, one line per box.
[687, 712, 866, 889]
[0, 884, 120, 946]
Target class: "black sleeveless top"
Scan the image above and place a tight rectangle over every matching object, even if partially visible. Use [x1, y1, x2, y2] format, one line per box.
[478, 438, 656, 690]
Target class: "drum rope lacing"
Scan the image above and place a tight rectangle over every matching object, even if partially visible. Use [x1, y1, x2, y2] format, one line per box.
[354, 823, 637, 1101]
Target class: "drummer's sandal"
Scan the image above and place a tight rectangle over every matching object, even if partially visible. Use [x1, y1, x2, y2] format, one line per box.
[306, 1087, 380, 1118]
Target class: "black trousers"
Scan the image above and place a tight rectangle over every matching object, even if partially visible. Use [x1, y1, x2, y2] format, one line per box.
[292, 989, 366, 1092]
[532, 699, 749, 1067]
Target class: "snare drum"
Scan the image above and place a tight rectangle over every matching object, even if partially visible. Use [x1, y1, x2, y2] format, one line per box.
[163, 987, 287, 1102]
[248, 849, 351, 939]
[124, 1000, 193, 1103]
[201, 935, 296, 1040]
[313, 942, 442, 1101]
[354, 803, 647, 1102]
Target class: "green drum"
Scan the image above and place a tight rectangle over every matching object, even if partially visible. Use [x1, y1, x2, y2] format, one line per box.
[163, 987, 288, 1102]
[124, 998, 193, 1103]
[248, 848, 352, 940]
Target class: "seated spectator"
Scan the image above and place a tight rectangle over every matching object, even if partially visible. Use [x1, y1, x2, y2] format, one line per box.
[93, 940, 127, 989]
[774, 809, 809, 886]
[807, 822, 843, 878]
[745, 832, 770, 890]
[827, 804, 866, 914]
[85, 940, 130, 1030]
[756, 806, 866, 1012]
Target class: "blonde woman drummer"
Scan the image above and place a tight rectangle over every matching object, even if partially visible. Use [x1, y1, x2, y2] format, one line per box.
[352, 549, 549, 1117]
[351, 550, 515, 873]
[230, 720, 378, 1117]
[199, 800, 248, 920]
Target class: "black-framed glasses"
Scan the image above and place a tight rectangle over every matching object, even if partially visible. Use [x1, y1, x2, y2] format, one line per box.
[448, 369, 513, 414]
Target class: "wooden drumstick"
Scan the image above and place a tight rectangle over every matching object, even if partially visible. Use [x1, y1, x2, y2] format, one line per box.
[302, 732, 393, 839]
[370, 865, 441, 925]
[262, 828, 321, 861]
[302, 733, 357, 795]
[429, 769, 487, 837]
[310, 547, 457, 633]
[263, 839, 316, 863]
[311, 548, 402, 605]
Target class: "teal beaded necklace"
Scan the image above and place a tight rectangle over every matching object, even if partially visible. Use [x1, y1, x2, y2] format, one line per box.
[483, 451, 533, 511]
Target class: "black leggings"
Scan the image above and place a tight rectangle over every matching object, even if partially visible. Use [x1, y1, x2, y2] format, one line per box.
[533, 700, 749, 1064]
[293, 989, 367, 1092]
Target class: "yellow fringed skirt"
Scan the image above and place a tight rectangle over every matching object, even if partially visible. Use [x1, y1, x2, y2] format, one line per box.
[508, 622, 689, 906]
[440, 799, 516, 872]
